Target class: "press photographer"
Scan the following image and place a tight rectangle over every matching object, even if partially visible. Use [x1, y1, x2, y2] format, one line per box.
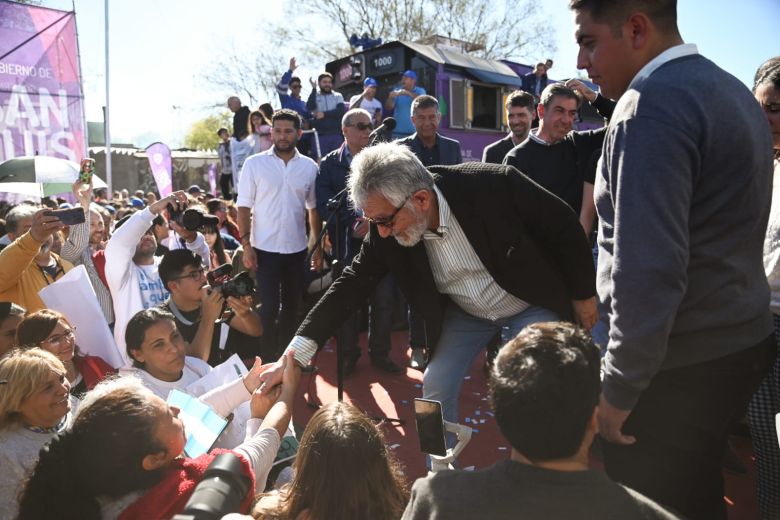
[158, 249, 262, 365]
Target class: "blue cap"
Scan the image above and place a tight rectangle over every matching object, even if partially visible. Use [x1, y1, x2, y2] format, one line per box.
[363, 77, 378, 88]
[402, 70, 417, 80]
[129, 197, 144, 208]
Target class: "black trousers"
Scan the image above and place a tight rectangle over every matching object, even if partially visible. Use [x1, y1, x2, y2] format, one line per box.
[603, 334, 775, 520]
[220, 173, 233, 200]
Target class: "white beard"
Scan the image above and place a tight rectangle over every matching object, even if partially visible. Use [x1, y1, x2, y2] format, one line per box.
[393, 209, 428, 247]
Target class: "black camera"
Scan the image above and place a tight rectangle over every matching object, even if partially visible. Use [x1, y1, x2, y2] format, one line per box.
[168, 204, 207, 231]
[172, 453, 251, 520]
[207, 264, 255, 298]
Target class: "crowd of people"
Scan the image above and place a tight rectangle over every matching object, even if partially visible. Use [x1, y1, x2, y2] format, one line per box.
[0, 0, 779, 518]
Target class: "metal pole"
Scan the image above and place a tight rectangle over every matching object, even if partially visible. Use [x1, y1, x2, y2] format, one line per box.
[103, 0, 112, 193]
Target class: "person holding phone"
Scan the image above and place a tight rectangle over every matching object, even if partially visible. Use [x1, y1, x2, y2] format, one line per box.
[0, 204, 71, 312]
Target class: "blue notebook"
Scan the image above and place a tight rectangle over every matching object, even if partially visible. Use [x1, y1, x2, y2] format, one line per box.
[167, 389, 230, 458]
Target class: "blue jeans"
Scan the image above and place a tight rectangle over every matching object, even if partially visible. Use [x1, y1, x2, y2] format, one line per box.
[255, 248, 306, 355]
[423, 303, 559, 428]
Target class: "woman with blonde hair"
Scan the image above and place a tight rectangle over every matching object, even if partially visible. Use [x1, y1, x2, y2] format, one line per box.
[0, 348, 74, 518]
[254, 401, 408, 520]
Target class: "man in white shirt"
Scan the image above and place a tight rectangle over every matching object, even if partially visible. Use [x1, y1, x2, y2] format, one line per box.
[105, 191, 210, 365]
[349, 77, 383, 126]
[237, 109, 321, 355]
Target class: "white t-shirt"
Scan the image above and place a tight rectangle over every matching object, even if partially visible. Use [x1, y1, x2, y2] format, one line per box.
[120, 357, 251, 449]
[349, 94, 383, 117]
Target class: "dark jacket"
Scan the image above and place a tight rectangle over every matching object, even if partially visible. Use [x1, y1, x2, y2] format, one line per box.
[396, 133, 462, 166]
[316, 144, 355, 260]
[522, 72, 549, 98]
[482, 134, 516, 164]
[297, 162, 596, 353]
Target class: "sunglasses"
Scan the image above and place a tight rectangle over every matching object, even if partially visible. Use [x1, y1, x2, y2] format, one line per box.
[349, 122, 373, 131]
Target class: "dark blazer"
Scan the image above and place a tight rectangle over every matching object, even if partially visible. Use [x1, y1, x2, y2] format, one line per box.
[396, 133, 462, 165]
[298, 162, 596, 354]
[316, 144, 355, 260]
[482, 134, 516, 164]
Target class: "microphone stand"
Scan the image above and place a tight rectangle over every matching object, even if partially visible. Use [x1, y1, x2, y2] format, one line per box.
[305, 185, 403, 426]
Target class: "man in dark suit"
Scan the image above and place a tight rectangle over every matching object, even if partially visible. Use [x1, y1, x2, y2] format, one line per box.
[396, 94, 462, 368]
[522, 62, 550, 101]
[316, 108, 401, 375]
[396, 95, 462, 166]
[482, 90, 535, 164]
[259, 142, 597, 439]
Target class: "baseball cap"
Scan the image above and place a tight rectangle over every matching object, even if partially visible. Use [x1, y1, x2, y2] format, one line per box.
[129, 197, 145, 208]
[187, 185, 203, 195]
[364, 77, 378, 88]
[402, 70, 417, 80]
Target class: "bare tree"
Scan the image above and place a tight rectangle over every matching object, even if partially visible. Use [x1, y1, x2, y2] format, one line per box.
[304, 0, 555, 60]
[199, 0, 555, 107]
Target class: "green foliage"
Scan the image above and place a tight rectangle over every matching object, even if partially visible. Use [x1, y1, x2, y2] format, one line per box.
[184, 112, 232, 151]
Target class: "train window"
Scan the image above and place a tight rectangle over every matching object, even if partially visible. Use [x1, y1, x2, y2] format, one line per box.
[450, 79, 467, 129]
[471, 84, 501, 130]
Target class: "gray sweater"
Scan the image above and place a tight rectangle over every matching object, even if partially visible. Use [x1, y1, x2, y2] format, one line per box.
[402, 460, 682, 520]
[596, 53, 774, 409]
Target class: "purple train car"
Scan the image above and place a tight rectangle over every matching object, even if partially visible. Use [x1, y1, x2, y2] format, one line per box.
[326, 37, 604, 162]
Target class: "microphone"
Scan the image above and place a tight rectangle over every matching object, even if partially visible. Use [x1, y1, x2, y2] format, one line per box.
[369, 117, 396, 144]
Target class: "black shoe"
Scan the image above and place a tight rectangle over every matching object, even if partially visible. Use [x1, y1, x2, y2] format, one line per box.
[409, 348, 427, 370]
[371, 356, 403, 374]
[344, 356, 359, 377]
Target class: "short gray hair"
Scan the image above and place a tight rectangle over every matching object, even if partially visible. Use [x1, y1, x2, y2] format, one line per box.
[5, 204, 38, 234]
[342, 108, 372, 128]
[411, 95, 439, 116]
[348, 142, 434, 209]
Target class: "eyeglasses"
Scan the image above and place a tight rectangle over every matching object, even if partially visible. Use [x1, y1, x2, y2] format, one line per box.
[174, 268, 205, 281]
[43, 328, 76, 346]
[364, 196, 409, 229]
[348, 122, 373, 131]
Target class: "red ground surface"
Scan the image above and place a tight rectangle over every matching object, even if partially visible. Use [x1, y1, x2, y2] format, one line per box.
[291, 331, 759, 519]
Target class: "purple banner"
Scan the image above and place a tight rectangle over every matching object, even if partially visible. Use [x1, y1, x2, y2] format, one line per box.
[145, 142, 172, 197]
[0, 2, 85, 161]
[207, 163, 217, 196]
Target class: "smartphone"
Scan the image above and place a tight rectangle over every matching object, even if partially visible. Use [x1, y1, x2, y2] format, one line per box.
[44, 208, 86, 226]
[78, 158, 94, 185]
[414, 398, 447, 456]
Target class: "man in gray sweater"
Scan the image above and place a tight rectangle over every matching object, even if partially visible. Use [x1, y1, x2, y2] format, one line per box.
[402, 323, 680, 520]
[570, 1, 775, 519]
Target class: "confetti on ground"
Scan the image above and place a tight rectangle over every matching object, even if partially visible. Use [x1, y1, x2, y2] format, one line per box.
[465, 417, 471, 423]
[464, 466, 475, 471]
[498, 446, 508, 451]
[480, 419, 486, 424]
[464, 376, 471, 380]
[486, 411, 495, 417]
[475, 410, 481, 416]
[401, 400, 408, 404]
[390, 444, 400, 449]
[415, 384, 422, 388]
[472, 428, 479, 433]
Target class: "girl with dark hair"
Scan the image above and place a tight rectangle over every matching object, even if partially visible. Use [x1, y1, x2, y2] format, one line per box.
[119, 308, 273, 450]
[18, 358, 299, 520]
[250, 109, 273, 155]
[201, 214, 232, 267]
[0, 301, 25, 357]
[0, 348, 73, 519]
[254, 401, 408, 520]
[206, 198, 242, 241]
[748, 55, 780, 519]
[16, 309, 115, 396]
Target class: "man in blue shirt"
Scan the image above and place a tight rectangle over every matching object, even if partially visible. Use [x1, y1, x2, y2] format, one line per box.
[277, 57, 313, 156]
[386, 70, 425, 139]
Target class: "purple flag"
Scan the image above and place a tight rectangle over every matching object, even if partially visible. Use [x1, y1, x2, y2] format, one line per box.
[0, 2, 86, 161]
[145, 142, 172, 197]
[207, 163, 217, 196]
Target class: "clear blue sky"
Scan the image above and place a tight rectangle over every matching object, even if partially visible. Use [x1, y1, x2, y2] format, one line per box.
[42, 0, 780, 147]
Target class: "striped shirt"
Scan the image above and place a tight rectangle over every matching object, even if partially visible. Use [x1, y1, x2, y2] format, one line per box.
[286, 186, 530, 366]
[423, 185, 528, 321]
